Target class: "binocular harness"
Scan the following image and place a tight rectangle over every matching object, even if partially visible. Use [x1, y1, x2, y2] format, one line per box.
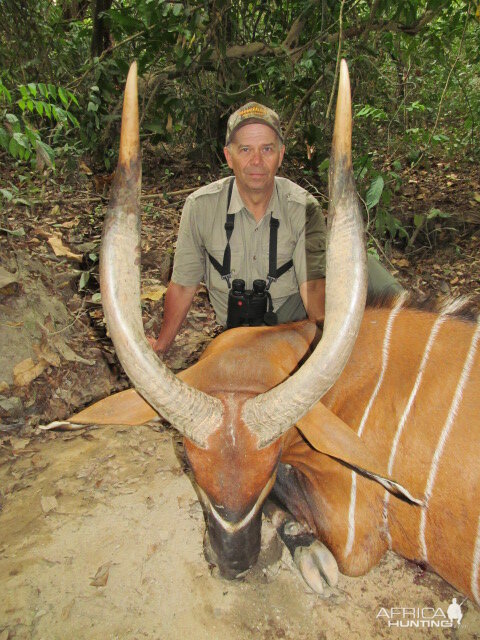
[206, 178, 293, 328]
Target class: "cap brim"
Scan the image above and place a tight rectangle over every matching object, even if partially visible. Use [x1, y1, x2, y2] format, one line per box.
[226, 118, 284, 145]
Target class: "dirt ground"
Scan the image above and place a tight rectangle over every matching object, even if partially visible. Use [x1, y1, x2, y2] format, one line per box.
[1, 155, 480, 638]
[1, 424, 480, 640]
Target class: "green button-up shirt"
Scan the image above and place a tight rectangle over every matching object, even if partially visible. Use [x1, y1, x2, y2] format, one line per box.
[172, 176, 326, 326]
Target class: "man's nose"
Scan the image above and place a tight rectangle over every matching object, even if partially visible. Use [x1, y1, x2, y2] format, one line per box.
[250, 150, 262, 165]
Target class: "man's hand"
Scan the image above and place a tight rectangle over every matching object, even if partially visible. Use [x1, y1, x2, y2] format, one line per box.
[147, 281, 198, 356]
[147, 335, 165, 356]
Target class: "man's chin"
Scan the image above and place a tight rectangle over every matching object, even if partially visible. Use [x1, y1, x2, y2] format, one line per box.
[244, 176, 272, 191]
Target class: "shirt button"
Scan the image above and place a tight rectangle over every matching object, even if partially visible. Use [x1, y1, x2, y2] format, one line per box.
[253, 256, 256, 261]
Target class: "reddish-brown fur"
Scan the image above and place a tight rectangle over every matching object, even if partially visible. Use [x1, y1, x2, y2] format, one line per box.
[71, 300, 480, 603]
[280, 303, 480, 602]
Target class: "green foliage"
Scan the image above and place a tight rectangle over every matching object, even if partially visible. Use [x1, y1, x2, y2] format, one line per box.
[0, 0, 479, 203]
[356, 153, 408, 243]
[0, 79, 80, 168]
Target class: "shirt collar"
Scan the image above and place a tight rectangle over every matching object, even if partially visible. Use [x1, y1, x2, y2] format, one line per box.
[228, 178, 279, 219]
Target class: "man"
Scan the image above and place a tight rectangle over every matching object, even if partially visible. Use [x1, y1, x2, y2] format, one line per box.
[150, 102, 400, 355]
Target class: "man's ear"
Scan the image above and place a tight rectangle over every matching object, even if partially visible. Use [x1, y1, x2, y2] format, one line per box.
[278, 144, 286, 169]
[224, 145, 233, 169]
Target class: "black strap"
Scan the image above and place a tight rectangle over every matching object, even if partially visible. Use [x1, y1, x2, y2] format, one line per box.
[207, 178, 235, 287]
[266, 214, 293, 290]
[207, 177, 293, 289]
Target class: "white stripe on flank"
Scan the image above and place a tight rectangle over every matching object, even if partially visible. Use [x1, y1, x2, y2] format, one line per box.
[419, 318, 480, 562]
[472, 514, 480, 605]
[383, 306, 452, 548]
[471, 516, 480, 605]
[345, 293, 407, 557]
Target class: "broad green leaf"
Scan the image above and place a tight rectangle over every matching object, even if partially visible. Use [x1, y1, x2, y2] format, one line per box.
[0, 82, 12, 103]
[414, 213, 424, 228]
[366, 175, 384, 211]
[0, 188, 13, 201]
[27, 83, 37, 97]
[36, 140, 55, 167]
[12, 132, 30, 151]
[6, 113, 20, 132]
[67, 112, 80, 127]
[8, 137, 19, 158]
[58, 87, 68, 106]
[145, 121, 165, 133]
[317, 158, 330, 173]
[68, 91, 79, 107]
[0, 226, 25, 236]
[427, 208, 451, 219]
[78, 271, 90, 291]
[0, 127, 9, 149]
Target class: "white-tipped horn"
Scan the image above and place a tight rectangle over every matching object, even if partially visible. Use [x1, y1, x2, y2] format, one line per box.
[243, 60, 367, 447]
[100, 62, 223, 447]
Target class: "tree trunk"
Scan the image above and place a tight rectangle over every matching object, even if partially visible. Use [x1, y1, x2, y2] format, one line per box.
[91, 0, 113, 58]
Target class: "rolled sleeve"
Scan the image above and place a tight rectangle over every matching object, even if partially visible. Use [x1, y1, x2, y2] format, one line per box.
[293, 195, 326, 285]
[171, 197, 206, 286]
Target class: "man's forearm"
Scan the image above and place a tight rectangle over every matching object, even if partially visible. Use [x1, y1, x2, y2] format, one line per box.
[299, 278, 326, 323]
[151, 282, 198, 354]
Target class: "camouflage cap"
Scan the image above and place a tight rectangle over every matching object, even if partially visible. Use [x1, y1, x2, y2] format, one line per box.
[225, 102, 283, 145]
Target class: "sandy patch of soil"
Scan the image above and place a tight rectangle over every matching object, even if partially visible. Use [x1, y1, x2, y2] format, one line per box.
[1, 425, 478, 640]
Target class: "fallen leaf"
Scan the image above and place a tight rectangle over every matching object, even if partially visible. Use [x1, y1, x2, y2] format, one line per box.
[90, 562, 111, 587]
[13, 358, 48, 386]
[0, 266, 18, 289]
[391, 258, 410, 268]
[79, 161, 93, 175]
[141, 285, 167, 301]
[47, 234, 83, 262]
[0, 629, 9, 640]
[474, 192, 480, 203]
[41, 495, 58, 513]
[34, 341, 62, 368]
[60, 219, 79, 229]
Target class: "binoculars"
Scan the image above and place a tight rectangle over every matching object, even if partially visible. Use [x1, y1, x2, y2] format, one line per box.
[226, 279, 270, 328]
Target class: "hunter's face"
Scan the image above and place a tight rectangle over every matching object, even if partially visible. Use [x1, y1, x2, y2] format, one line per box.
[224, 123, 285, 197]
